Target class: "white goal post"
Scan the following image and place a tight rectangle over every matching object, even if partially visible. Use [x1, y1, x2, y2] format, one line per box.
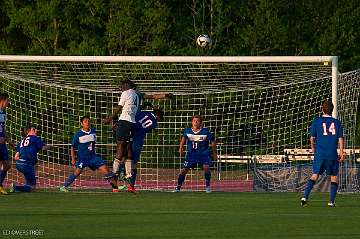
[0, 55, 345, 192]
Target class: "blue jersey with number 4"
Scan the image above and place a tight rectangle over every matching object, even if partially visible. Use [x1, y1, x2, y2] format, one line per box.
[17, 135, 45, 166]
[183, 127, 215, 161]
[310, 115, 343, 161]
[72, 128, 96, 160]
[133, 111, 158, 143]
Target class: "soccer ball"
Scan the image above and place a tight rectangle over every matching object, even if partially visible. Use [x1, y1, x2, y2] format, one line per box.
[196, 34, 212, 48]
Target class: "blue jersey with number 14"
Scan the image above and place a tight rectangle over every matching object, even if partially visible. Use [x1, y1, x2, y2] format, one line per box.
[183, 127, 215, 161]
[310, 115, 343, 161]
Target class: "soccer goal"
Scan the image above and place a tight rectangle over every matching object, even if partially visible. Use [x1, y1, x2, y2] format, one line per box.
[0, 55, 358, 192]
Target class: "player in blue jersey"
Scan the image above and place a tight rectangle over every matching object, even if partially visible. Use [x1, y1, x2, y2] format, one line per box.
[175, 115, 217, 193]
[301, 100, 344, 207]
[127, 108, 164, 193]
[60, 116, 117, 192]
[9, 125, 50, 193]
[0, 93, 15, 194]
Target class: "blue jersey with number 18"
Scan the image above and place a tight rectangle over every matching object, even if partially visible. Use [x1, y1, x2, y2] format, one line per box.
[182, 127, 215, 161]
[310, 115, 343, 161]
[16, 135, 45, 166]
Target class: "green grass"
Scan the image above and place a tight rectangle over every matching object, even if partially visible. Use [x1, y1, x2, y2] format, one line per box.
[1, 191, 360, 239]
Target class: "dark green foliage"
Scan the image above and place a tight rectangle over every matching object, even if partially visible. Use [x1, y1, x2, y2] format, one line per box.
[0, 0, 359, 71]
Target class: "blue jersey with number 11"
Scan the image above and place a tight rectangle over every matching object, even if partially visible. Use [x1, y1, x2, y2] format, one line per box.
[183, 127, 215, 160]
[310, 115, 343, 161]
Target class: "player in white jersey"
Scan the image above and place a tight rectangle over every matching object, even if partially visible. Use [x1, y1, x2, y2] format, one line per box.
[104, 80, 139, 181]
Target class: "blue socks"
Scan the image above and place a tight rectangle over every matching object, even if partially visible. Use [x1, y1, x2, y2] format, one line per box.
[0, 170, 8, 186]
[304, 179, 316, 199]
[177, 174, 185, 188]
[64, 172, 78, 187]
[14, 184, 32, 192]
[130, 169, 137, 187]
[330, 182, 338, 203]
[204, 171, 211, 187]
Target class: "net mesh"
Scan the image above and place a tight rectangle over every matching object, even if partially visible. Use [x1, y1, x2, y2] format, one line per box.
[1, 58, 356, 192]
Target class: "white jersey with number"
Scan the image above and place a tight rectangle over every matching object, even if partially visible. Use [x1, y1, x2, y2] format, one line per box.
[118, 89, 139, 123]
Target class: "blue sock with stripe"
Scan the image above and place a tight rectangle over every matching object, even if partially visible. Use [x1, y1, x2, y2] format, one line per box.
[204, 171, 211, 187]
[177, 174, 185, 188]
[14, 184, 32, 192]
[330, 182, 338, 203]
[304, 179, 316, 199]
[0, 170, 8, 186]
[64, 173, 78, 187]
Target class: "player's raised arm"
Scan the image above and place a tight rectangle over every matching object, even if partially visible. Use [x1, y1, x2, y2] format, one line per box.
[143, 93, 173, 100]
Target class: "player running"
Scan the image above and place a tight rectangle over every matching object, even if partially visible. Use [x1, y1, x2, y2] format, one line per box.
[175, 115, 217, 193]
[60, 116, 117, 192]
[301, 100, 344, 207]
[9, 125, 50, 193]
[0, 93, 15, 194]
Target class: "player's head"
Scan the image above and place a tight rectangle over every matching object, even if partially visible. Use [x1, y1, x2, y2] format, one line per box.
[322, 100, 334, 115]
[0, 93, 10, 109]
[26, 124, 38, 136]
[153, 108, 164, 120]
[120, 79, 135, 91]
[80, 115, 91, 130]
[191, 115, 203, 129]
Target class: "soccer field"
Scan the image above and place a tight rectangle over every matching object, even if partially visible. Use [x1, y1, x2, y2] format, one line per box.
[1, 192, 360, 239]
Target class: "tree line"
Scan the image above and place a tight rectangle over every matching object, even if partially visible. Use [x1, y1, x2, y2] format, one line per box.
[1, 0, 360, 72]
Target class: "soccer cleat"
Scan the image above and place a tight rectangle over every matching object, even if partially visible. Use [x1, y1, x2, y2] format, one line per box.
[127, 185, 136, 194]
[300, 197, 308, 207]
[59, 186, 69, 192]
[328, 202, 336, 207]
[8, 183, 15, 193]
[112, 188, 119, 193]
[0, 185, 8, 195]
[205, 187, 212, 193]
[174, 186, 181, 193]
[118, 185, 128, 191]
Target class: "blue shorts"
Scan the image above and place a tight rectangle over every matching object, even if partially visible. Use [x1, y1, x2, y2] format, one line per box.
[0, 144, 9, 161]
[313, 159, 339, 176]
[16, 162, 36, 186]
[76, 155, 105, 171]
[183, 155, 211, 169]
[132, 140, 144, 164]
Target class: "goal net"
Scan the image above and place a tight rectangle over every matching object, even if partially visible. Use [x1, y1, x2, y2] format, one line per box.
[0, 55, 356, 192]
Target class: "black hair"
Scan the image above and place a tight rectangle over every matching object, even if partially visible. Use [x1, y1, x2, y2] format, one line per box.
[0, 93, 9, 101]
[153, 108, 164, 120]
[25, 124, 37, 132]
[322, 100, 334, 115]
[80, 115, 90, 123]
